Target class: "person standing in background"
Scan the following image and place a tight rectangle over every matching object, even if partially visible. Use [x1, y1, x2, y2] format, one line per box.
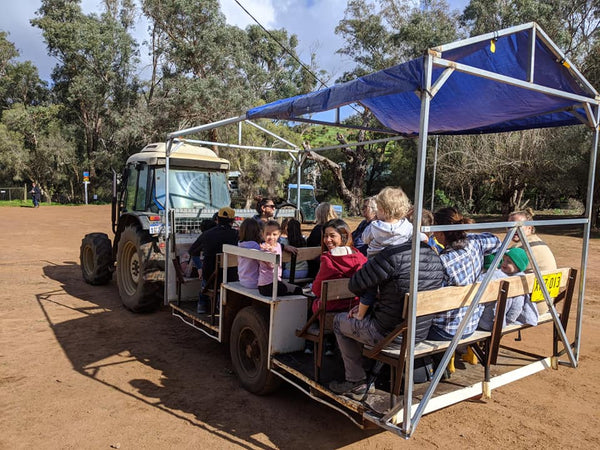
[30, 182, 41, 208]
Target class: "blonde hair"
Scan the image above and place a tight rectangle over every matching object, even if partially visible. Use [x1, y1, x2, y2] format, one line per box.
[376, 187, 411, 220]
[314, 202, 337, 225]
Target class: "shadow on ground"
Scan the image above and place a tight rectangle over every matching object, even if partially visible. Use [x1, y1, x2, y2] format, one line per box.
[37, 262, 380, 448]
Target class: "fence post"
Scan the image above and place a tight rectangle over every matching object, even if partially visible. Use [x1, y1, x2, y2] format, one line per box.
[23, 184, 26, 201]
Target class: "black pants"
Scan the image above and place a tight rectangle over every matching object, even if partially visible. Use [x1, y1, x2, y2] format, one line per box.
[258, 280, 302, 297]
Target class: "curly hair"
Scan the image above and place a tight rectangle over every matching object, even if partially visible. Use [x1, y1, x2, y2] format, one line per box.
[255, 197, 275, 215]
[376, 187, 411, 220]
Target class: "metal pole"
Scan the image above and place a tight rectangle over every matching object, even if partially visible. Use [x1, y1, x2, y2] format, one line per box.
[406, 229, 516, 435]
[402, 52, 433, 436]
[84, 182, 89, 204]
[296, 155, 302, 216]
[575, 105, 600, 359]
[164, 139, 173, 306]
[430, 136, 438, 211]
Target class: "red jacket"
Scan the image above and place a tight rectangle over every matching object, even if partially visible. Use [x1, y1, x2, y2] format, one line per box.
[312, 248, 367, 313]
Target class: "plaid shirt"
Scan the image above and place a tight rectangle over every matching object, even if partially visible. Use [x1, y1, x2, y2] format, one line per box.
[433, 232, 502, 336]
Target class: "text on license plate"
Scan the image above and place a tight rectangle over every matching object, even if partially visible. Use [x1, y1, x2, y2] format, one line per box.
[149, 224, 162, 234]
[531, 272, 562, 302]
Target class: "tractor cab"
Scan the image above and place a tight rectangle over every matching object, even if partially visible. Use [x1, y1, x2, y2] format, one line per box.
[287, 184, 319, 222]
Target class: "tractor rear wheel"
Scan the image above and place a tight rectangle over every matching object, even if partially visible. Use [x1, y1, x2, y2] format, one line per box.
[80, 233, 113, 285]
[116, 225, 162, 312]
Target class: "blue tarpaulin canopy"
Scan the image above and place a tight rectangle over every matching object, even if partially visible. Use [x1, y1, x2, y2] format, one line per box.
[247, 23, 597, 136]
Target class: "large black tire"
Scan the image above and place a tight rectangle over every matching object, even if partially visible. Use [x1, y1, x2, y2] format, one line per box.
[116, 225, 162, 312]
[80, 233, 113, 285]
[230, 306, 281, 395]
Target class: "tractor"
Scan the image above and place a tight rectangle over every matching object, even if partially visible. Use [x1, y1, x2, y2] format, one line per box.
[79, 142, 231, 312]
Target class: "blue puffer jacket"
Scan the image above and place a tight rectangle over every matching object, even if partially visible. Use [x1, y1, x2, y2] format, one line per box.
[348, 241, 447, 341]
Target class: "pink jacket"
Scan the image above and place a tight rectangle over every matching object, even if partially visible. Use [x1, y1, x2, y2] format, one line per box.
[258, 242, 283, 287]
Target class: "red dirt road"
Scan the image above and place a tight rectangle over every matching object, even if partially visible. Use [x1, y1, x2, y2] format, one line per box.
[1, 205, 599, 448]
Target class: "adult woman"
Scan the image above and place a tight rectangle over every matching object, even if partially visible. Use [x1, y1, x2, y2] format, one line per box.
[306, 202, 338, 277]
[508, 208, 557, 314]
[351, 197, 377, 255]
[310, 219, 366, 357]
[253, 197, 276, 223]
[311, 219, 367, 314]
[427, 207, 501, 341]
[330, 234, 446, 396]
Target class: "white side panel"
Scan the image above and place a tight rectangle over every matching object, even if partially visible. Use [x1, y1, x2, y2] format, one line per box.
[270, 298, 308, 353]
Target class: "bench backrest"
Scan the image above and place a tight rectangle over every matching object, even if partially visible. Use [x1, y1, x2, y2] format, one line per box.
[281, 246, 322, 263]
[215, 252, 238, 268]
[412, 267, 572, 316]
[318, 267, 572, 317]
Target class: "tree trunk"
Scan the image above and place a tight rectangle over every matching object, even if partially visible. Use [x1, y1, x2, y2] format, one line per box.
[302, 143, 362, 215]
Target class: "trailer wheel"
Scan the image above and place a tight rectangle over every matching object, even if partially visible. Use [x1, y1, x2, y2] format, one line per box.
[230, 306, 281, 395]
[116, 225, 161, 312]
[80, 233, 113, 285]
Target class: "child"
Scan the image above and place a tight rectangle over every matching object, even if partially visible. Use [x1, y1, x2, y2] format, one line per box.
[280, 219, 308, 279]
[362, 187, 426, 257]
[478, 248, 539, 330]
[258, 220, 302, 297]
[237, 218, 263, 289]
[359, 187, 425, 306]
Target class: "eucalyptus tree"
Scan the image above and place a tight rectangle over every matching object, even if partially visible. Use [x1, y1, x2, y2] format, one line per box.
[302, 0, 461, 214]
[32, 0, 140, 172]
[1, 104, 77, 201]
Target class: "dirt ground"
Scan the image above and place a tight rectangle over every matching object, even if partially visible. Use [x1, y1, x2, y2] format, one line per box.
[1, 205, 599, 449]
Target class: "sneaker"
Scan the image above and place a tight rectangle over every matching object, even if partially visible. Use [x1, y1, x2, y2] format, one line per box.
[346, 381, 376, 401]
[329, 379, 374, 396]
[304, 342, 313, 355]
[197, 299, 208, 314]
[324, 335, 336, 357]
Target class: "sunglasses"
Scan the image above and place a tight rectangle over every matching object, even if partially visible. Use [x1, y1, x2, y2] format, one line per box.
[264, 204, 275, 208]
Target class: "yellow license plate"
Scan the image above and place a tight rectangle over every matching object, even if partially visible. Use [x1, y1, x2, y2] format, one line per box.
[531, 272, 562, 302]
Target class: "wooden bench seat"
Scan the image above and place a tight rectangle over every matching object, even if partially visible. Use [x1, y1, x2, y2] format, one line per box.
[364, 267, 577, 397]
[222, 280, 307, 303]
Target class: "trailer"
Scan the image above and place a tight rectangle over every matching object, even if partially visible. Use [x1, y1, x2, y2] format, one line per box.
[162, 23, 599, 438]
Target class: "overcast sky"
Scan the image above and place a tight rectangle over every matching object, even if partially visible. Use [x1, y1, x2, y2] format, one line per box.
[0, 0, 468, 83]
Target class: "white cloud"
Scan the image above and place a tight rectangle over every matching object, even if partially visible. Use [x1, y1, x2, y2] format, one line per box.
[220, 0, 276, 28]
[1, 0, 470, 85]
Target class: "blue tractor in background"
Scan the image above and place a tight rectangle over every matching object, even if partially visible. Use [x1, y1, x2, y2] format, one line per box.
[277, 184, 342, 223]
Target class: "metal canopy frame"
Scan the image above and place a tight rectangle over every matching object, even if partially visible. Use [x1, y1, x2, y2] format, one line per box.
[162, 22, 599, 439]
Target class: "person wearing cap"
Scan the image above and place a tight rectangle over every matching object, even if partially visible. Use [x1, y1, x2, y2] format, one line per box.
[478, 248, 538, 330]
[189, 206, 239, 313]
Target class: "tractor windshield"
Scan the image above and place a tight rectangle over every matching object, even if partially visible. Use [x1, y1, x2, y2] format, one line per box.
[154, 168, 230, 210]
